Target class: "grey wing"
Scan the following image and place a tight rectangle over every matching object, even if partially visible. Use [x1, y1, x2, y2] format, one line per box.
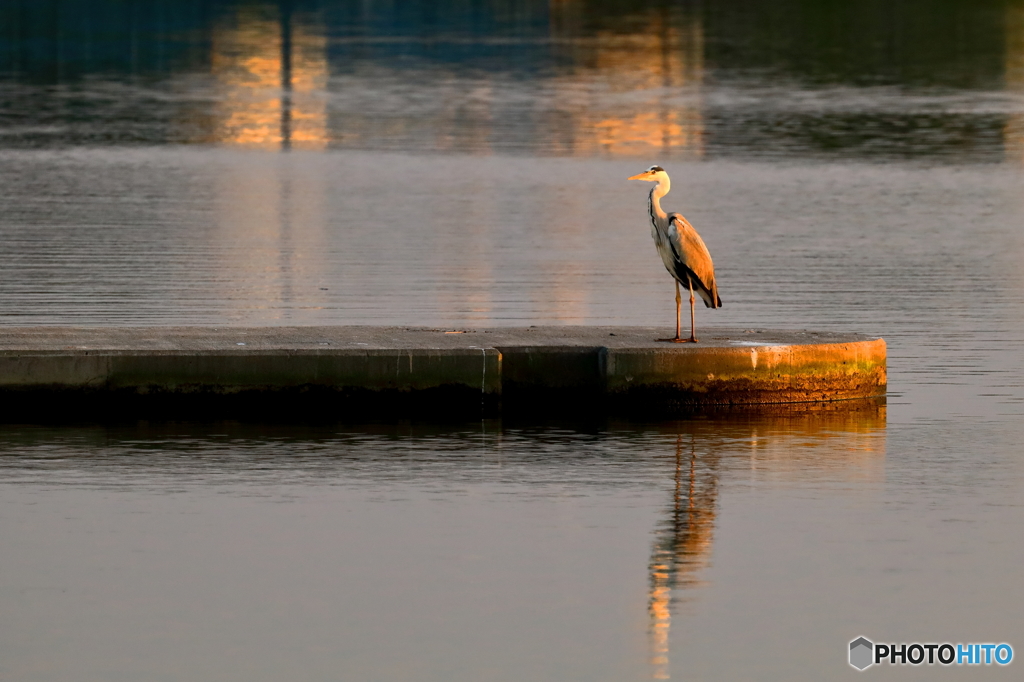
[667, 214, 722, 308]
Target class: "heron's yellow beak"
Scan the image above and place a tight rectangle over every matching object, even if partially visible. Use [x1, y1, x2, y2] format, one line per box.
[628, 172, 652, 180]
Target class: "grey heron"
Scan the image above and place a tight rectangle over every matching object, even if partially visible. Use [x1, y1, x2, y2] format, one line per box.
[629, 166, 722, 342]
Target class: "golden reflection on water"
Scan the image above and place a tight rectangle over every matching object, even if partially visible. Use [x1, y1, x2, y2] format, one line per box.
[648, 435, 718, 680]
[209, 156, 330, 322]
[438, 175, 496, 322]
[533, 184, 591, 321]
[201, 3, 705, 158]
[211, 6, 327, 150]
[549, 4, 704, 158]
[306, 3, 706, 159]
[1007, 5, 1024, 163]
[203, 8, 332, 317]
[646, 402, 886, 680]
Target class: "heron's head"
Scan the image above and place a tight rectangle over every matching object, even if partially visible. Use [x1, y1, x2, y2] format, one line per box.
[628, 166, 667, 182]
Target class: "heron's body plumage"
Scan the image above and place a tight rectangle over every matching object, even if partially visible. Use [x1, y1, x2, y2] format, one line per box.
[646, 186, 721, 309]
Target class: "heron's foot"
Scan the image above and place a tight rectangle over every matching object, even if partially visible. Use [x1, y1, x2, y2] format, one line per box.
[656, 337, 696, 343]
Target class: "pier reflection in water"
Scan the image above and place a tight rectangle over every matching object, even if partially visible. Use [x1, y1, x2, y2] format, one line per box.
[0, 403, 887, 681]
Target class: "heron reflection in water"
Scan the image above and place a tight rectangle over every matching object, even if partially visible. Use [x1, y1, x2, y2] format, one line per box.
[649, 434, 719, 680]
[629, 166, 722, 343]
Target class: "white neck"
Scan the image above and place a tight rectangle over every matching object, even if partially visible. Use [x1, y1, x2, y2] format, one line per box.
[649, 174, 670, 220]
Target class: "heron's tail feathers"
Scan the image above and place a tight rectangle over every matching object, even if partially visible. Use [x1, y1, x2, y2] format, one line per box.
[701, 295, 722, 308]
[697, 283, 722, 309]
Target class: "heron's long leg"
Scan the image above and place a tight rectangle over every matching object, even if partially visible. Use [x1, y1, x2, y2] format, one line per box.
[688, 279, 698, 343]
[675, 281, 682, 341]
[658, 280, 693, 343]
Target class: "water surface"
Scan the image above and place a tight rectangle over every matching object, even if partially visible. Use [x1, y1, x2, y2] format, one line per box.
[2, 1, 1024, 680]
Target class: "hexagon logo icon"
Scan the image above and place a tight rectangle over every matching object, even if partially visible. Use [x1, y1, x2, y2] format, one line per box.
[849, 637, 874, 670]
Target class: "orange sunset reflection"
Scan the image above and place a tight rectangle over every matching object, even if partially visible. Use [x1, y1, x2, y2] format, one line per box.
[211, 5, 328, 150]
[549, 4, 705, 158]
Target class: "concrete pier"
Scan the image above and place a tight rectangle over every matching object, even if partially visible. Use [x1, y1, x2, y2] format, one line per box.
[0, 326, 885, 417]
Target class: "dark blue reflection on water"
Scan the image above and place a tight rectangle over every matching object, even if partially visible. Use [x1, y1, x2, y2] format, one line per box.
[1, 0, 1022, 160]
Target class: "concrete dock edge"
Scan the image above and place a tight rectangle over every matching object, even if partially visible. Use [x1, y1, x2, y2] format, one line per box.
[0, 326, 885, 417]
